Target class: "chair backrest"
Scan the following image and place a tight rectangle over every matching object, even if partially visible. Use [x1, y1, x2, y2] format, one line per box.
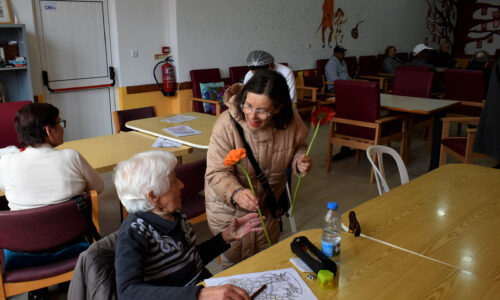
[229, 65, 249, 84]
[316, 59, 329, 77]
[189, 68, 222, 113]
[366, 145, 409, 196]
[175, 159, 206, 220]
[392, 70, 434, 98]
[303, 74, 324, 89]
[443, 69, 485, 102]
[113, 106, 156, 133]
[396, 65, 430, 72]
[335, 80, 380, 139]
[377, 54, 385, 73]
[0, 193, 96, 252]
[0, 101, 31, 148]
[396, 52, 409, 64]
[344, 56, 358, 78]
[359, 55, 378, 76]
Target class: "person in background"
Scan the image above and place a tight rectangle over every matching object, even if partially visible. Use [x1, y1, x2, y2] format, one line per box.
[474, 58, 500, 169]
[324, 45, 351, 94]
[467, 50, 491, 94]
[0, 103, 104, 211]
[382, 45, 401, 74]
[433, 42, 458, 69]
[244, 50, 297, 105]
[115, 150, 263, 300]
[205, 70, 312, 268]
[405, 43, 434, 69]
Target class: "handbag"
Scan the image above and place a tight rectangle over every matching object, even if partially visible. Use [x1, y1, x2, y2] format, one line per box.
[230, 114, 289, 218]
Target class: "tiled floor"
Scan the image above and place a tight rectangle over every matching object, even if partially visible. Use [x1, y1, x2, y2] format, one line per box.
[10, 125, 495, 299]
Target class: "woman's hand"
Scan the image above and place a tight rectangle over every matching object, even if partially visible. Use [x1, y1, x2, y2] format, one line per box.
[222, 213, 264, 243]
[297, 155, 313, 174]
[198, 285, 250, 300]
[233, 189, 259, 211]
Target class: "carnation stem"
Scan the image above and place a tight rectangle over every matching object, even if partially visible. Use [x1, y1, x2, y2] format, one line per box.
[291, 118, 322, 217]
[238, 164, 272, 247]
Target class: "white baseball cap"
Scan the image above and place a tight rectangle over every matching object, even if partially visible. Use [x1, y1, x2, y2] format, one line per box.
[412, 43, 432, 56]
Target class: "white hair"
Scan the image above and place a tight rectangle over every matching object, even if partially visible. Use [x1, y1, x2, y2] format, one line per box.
[114, 150, 177, 214]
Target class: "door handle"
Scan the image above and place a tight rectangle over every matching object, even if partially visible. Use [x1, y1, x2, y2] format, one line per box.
[42, 67, 116, 93]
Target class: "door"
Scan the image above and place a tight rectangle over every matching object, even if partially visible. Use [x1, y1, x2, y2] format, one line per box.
[35, 0, 115, 140]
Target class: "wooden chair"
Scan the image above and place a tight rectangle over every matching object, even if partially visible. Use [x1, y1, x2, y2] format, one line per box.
[326, 80, 407, 183]
[439, 117, 486, 165]
[0, 101, 31, 148]
[229, 66, 249, 84]
[0, 191, 99, 300]
[396, 52, 410, 64]
[357, 55, 389, 92]
[344, 56, 358, 79]
[112, 106, 156, 133]
[443, 69, 485, 117]
[366, 145, 409, 196]
[189, 68, 224, 116]
[396, 65, 431, 72]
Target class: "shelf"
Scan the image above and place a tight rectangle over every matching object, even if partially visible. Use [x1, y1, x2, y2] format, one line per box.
[0, 66, 27, 71]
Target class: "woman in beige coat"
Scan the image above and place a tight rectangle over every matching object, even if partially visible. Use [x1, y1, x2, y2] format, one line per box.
[205, 70, 312, 268]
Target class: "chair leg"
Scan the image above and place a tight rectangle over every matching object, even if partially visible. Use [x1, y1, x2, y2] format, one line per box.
[439, 145, 447, 166]
[456, 123, 462, 137]
[427, 125, 433, 154]
[355, 150, 361, 162]
[370, 153, 377, 184]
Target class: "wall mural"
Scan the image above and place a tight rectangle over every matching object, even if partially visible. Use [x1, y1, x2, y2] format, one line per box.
[319, 1, 348, 47]
[425, 0, 500, 54]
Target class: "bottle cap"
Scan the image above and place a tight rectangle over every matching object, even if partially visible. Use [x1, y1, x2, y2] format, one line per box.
[317, 269, 334, 289]
[327, 202, 338, 210]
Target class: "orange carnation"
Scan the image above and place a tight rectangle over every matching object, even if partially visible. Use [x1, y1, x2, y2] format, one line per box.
[224, 148, 247, 168]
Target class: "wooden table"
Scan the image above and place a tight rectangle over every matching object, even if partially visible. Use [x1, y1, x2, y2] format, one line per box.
[125, 112, 216, 149]
[342, 164, 500, 281]
[56, 131, 192, 173]
[206, 229, 500, 299]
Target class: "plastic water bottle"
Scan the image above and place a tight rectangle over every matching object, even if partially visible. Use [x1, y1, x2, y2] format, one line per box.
[321, 202, 341, 263]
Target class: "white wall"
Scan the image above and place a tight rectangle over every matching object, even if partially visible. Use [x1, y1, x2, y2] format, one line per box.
[175, 0, 429, 81]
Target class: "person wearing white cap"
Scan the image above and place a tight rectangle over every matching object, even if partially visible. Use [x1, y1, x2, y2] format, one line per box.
[404, 43, 434, 69]
[243, 50, 297, 104]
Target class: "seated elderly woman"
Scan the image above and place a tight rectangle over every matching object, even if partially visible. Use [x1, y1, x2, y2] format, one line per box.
[0, 103, 104, 210]
[115, 150, 263, 300]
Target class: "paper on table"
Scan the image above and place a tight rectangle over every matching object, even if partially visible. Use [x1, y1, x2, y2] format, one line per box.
[0, 145, 20, 158]
[205, 268, 317, 300]
[162, 125, 202, 137]
[152, 137, 182, 148]
[161, 115, 198, 123]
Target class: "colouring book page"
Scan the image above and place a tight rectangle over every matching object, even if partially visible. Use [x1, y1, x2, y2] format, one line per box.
[161, 115, 198, 123]
[205, 268, 317, 300]
[162, 126, 202, 137]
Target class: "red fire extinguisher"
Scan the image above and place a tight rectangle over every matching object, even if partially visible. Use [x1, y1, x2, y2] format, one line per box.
[154, 56, 176, 96]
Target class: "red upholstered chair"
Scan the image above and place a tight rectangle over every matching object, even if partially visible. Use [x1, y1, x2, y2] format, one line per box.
[229, 66, 249, 84]
[176, 159, 207, 224]
[443, 69, 485, 117]
[358, 55, 388, 92]
[344, 56, 358, 79]
[189, 68, 223, 116]
[396, 52, 410, 64]
[396, 65, 431, 72]
[0, 101, 31, 148]
[0, 191, 99, 299]
[112, 106, 156, 133]
[316, 59, 329, 77]
[326, 80, 407, 183]
[439, 117, 485, 165]
[377, 54, 385, 73]
[392, 70, 435, 160]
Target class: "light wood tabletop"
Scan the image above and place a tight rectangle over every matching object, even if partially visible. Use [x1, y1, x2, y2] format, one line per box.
[342, 164, 500, 281]
[125, 112, 216, 149]
[380, 93, 459, 115]
[56, 131, 192, 173]
[205, 229, 499, 299]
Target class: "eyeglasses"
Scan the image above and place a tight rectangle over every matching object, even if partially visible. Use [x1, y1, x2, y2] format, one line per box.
[240, 104, 271, 120]
[59, 120, 67, 128]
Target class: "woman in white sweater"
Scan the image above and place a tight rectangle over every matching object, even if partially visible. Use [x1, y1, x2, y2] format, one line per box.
[0, 103, 104, 210]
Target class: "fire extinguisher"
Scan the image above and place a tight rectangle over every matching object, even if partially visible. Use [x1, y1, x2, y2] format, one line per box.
[154, 56, 176, 96]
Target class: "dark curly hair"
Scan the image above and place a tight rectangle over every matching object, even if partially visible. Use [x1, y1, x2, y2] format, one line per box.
[15, 103, 59, 147]
[234, 69, 294, 129]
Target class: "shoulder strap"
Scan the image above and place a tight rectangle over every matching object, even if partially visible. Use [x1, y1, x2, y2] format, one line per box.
[230, 114, 279, 218]
[73, 195, 101, 242]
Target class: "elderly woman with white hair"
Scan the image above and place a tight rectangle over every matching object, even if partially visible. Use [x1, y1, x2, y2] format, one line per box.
[115, 150, 262, 300]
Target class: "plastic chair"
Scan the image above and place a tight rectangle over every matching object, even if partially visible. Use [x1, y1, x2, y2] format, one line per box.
[112, 106, 156, 133]
[229, 66, 249, 84]
[366, 145, 409, 195]
[0, 191, 99, 299]
[189, 68, 224, 116]
[0, 101, 31, 148]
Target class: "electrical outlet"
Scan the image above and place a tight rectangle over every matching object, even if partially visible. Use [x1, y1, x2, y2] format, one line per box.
[155, 54, 168, 61]
[130, 50, 138, 57]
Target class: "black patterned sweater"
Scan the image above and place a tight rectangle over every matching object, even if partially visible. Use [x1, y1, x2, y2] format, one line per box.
[115, 211, 230, 300]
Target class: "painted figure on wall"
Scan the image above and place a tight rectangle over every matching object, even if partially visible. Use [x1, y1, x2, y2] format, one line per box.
[321, 0, 335, 48]
[334, 8, 348, 45]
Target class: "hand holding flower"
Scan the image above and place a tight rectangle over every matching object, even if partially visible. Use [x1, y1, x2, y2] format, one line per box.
[233, 189, 259, 211]
[222, 213, 264, 243]
[296, 155, 313, 174]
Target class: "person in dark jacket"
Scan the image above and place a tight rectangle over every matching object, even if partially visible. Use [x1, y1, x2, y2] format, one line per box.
[114, 150, 263, 300]
[433, 42, 457, 69]
[474, 59, 500, 168]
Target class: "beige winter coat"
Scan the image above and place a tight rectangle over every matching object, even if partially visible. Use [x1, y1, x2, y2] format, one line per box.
[205, 83, 308, 267]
